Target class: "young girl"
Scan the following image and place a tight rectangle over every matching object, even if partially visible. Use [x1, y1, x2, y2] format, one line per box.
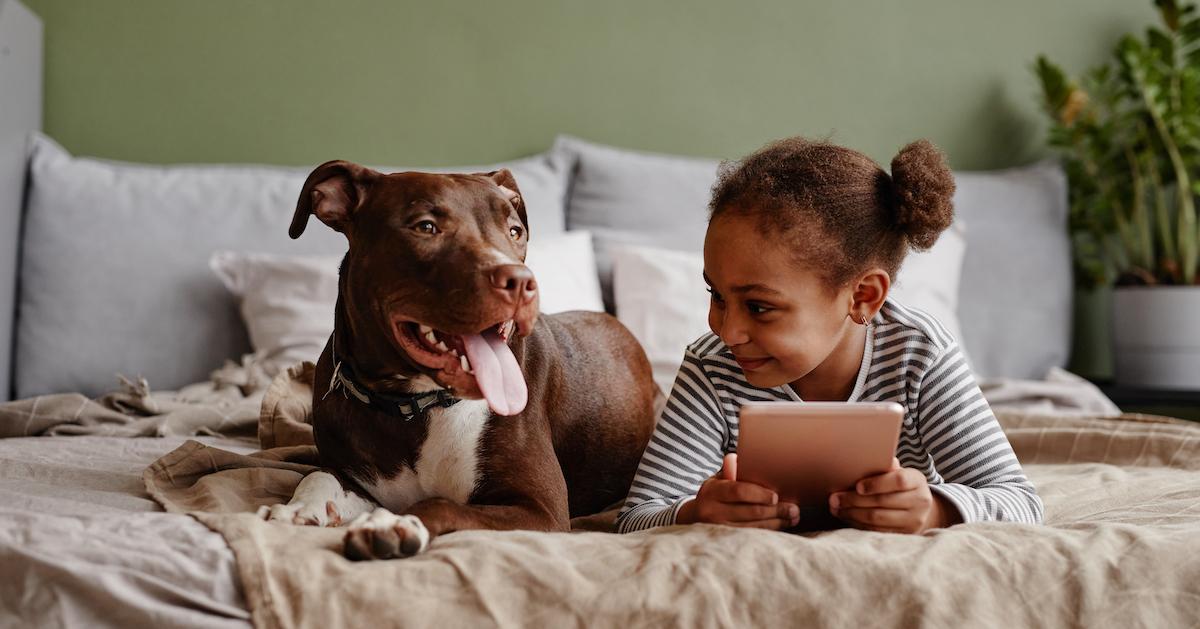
[616, 137, 1043, 534]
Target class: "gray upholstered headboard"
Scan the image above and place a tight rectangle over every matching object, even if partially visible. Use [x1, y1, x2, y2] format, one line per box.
[0, 0, 41, 401]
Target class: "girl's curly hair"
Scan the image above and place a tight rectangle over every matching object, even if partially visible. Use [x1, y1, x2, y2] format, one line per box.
[709, 137, 955, 288]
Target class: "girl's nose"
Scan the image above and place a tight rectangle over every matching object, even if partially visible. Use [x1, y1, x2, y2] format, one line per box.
[714, 309, 750, 347]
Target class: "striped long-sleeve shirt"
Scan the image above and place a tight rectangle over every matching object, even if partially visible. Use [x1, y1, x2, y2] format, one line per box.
[616, 299, 1043, 533]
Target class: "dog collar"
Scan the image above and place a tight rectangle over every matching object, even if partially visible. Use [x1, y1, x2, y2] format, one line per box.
[323, 334, 460, 421]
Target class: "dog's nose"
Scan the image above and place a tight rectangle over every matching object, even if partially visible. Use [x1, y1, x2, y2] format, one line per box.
[490, 265, 538, 305]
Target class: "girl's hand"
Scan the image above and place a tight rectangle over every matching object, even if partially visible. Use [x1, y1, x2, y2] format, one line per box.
[677, 454, 800, 530]
[829, 458, 962, 534]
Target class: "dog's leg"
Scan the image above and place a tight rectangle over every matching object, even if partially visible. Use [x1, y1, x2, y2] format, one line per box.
[257, 471, 375, 526]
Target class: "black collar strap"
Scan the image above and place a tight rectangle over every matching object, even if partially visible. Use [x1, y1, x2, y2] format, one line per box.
[323, 334, 460, 421]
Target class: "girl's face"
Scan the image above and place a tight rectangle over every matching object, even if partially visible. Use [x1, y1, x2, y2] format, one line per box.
[702, 213, 857, 390]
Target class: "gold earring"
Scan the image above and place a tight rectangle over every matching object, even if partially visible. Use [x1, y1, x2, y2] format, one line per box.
[857, 313, 870, 326]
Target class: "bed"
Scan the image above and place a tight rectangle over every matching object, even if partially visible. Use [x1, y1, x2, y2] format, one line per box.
[3, 2, 1199, 627]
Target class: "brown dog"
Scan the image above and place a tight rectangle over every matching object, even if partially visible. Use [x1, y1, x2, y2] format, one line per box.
[257, 160, 658, 560]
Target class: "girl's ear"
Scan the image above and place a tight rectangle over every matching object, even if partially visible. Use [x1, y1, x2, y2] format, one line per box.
[850, 268, 890, 323]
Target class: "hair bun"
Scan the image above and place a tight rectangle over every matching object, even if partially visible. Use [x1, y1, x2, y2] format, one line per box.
[889, 139, 955, 250]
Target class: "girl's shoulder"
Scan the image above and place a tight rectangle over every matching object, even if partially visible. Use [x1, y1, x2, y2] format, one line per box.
[685, 331, 728, 360]
[874, 299, 958, 356]
[683, 332, 744, 380]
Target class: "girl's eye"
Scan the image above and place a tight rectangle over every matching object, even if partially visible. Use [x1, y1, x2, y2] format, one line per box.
[747, 303, 772, 315]
[706, 287, 725, 305]
[509, 225, 524, 240]
[414, 220, 439, 235]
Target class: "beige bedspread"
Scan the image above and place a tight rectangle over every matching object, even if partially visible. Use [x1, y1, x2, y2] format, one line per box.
[0, 356, 272, 438]
[143, 366, 1200, 629]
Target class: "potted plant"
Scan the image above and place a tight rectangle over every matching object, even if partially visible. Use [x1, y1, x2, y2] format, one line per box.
[1035, 0, 1200, 390]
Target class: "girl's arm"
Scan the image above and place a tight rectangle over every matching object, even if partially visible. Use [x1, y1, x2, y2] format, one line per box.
[615, 349, 729, 533]
[916, 344, 1045, 524]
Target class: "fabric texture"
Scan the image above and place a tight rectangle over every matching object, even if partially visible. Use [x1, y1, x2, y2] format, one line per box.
[209, 231, 605, 374]
[0, 434, 253, 629]
[611, 224, 968, 394]
[617, 300, 1040, 532]
[139, 365, 1200, 629]
[15, 133, 571, 398]
[0, 356, 270, 438]
[979, 366, 1122, 417]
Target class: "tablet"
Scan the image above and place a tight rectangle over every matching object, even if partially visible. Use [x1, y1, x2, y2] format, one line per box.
[737, 402, 904, 508]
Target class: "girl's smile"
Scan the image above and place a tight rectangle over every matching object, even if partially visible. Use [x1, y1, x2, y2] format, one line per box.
[732, 355, 772, 371]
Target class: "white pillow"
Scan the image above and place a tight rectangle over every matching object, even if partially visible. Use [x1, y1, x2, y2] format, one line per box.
[211, 231, 605, 370]
[521, 231, 605, 314]
[611, 246, 709, 395]
[888, 222, 968, 357]
[612, 224, 969, 395]
[210, 252, 342, 369]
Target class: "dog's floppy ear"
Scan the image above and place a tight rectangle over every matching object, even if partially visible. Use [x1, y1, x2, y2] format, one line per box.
[290, 160, 377, 239]
[483, 168, 529, 237]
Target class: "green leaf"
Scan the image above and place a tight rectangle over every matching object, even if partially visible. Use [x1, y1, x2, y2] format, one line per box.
[1157, 0, 1182, 31]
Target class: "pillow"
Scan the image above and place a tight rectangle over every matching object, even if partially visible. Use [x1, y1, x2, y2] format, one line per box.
[612, 225, 969, 395]
[554, 135, 720, 312]
[520, 231, 605, 314]
[15, 133, 571, 398]
[210, 231, 605, 372]
[953, 160, 1070, 379]
[888, 222, 968, 358]
[210, 252, 342, 369]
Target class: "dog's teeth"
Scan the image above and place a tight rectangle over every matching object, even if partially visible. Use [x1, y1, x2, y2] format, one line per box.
[450, 348, 459, 357]
[435, 341, 449, 352]
[418, 325, 432, 335]
[424, 331, 437, 344]
[460, 355, 473, 374]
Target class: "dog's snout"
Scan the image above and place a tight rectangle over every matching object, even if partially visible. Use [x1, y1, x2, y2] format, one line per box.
[490, 264, 537, 305]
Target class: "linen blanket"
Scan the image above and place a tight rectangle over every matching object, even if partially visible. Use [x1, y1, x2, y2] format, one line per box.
[141, 364, 1200, 629]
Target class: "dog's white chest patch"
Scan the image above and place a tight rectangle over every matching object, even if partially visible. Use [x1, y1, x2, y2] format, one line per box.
[355, 399, 490, 512]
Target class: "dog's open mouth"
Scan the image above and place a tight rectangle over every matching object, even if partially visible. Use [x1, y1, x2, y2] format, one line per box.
[391, 319, 526, 416]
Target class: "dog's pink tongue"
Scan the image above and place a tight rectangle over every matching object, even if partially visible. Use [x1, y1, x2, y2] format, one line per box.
[462, 331, 527, 416]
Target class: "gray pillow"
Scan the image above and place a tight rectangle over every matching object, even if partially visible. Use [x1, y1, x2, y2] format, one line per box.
[15, 134, 571, 398]
[954, 160, 1070, 380]
[555, 135, 719, 311]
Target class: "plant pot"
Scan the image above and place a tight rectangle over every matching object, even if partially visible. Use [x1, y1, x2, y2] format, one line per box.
[1112, 286, 1200, 390]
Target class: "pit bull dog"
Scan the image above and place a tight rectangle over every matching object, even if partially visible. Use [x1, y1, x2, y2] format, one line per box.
[258, 160, 658, 560]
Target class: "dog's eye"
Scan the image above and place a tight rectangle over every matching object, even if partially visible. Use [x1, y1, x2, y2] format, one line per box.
[509, 226, 524, 240]
[414, 221, 439, 235]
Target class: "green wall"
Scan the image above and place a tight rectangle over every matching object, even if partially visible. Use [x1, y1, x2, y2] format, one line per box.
[23, 0, 1154, 169]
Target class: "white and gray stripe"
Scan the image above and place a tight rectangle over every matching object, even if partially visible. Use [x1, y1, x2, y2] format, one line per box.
[616, 299, 1044, 533]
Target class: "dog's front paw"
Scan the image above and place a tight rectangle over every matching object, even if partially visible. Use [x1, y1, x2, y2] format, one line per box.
[343, 508, 430, 560]
[256, 500, 340, 527]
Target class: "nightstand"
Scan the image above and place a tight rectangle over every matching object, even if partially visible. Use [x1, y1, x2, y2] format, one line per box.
[1093, 383, 1200, 422]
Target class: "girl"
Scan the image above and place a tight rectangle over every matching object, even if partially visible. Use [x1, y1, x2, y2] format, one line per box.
[616, 137, 1043, 534]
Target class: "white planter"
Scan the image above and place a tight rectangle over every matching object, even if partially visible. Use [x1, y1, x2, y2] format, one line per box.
[1112, 286, 1200, 390]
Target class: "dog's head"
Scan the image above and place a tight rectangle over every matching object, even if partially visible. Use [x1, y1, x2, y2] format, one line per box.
[290, 160, 538, 416]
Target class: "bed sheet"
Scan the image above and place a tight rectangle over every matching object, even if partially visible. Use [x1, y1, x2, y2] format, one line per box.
[0, 435, 254, 628]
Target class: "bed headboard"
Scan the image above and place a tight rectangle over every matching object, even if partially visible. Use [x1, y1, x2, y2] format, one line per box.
[0, 0, 41, 401]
